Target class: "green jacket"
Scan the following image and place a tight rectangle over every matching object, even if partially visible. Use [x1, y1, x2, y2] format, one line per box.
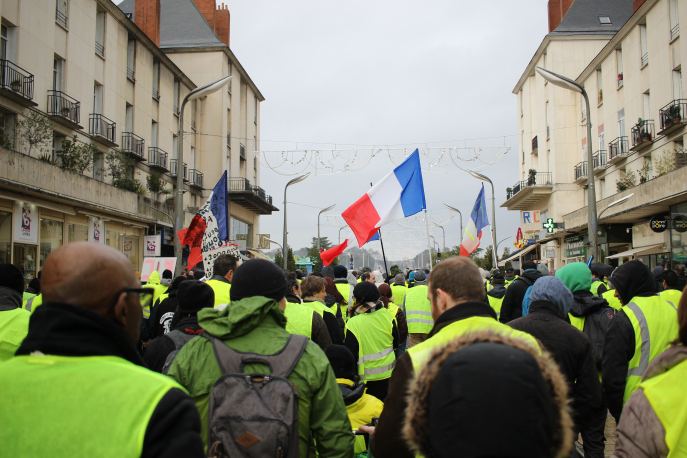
[168, 296, 354, 458]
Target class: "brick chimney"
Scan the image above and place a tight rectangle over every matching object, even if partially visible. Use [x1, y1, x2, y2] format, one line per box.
[135, 0, 161, 46]
[215, 3, 230, 47]
[548, 0, 575, 33]
[192, 0, 216, 30]
[633, 0, 646, 12]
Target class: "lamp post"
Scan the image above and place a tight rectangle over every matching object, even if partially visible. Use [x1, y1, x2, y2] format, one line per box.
[283, 173, 311, 269]
[431, 222, 445, 253]
[495, 236, 513, 265]
[598, 193, 634, 219]
[264, 238, 283, 251]
[467, 171, 498, 270]
[443, 204, 463, 246]
[174, 75, 232, 271]
[536, 66, 598, 260]
[339, 225, 349, 245]
[317, 204, 336, 252]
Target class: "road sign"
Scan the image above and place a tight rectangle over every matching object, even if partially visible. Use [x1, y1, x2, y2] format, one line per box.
[349, 262, 354, 269]
[543, 218, 555, 233]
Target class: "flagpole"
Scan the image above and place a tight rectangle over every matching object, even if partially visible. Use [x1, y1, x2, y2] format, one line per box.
[424, 209, 433, 268]
[378, 229, 389, 280]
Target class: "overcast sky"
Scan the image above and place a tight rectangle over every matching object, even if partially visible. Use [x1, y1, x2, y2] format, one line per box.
[225, 0, 548, 261]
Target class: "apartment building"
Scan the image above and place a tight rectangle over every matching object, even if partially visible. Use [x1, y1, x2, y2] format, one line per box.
[0, 0, 273, 285]
[503, 0, 687, 272]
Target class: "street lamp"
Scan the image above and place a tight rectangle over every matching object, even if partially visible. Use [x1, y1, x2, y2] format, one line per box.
[467, 170, 498, 269]
[317, 204, 336, 252]
[283, 173, 311, 269]
[264, 238, 283, 250]
[431, 222, 445, 253]
[443, 204, 463, 246]
[495, 236, 513, 264]
[339, 225, 349, 244]
[598, 193, 634, 219]
[174, 75, 232, 270]
[536, 66, 598, 260]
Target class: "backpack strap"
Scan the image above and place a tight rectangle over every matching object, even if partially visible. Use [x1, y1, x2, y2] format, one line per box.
[202, 331, 309, 378]
[517, 276, 534, 287]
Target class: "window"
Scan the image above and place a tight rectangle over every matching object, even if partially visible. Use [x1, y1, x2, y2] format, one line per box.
[0, 25, 14, 63]
[599, 16, 611, 24]
[93, 84, 102, 115]
[94, 152, 104, 181]
[190, 146, 195, 169]
[95, 10, 105, 57]
[53, 131, 65, 160]
[599, 179, 605, 200]
[545, 101, 550, 139]
[581, 94, 586, 120]
[543, 54, 548, 85]
[173, 79, 180, 115]
[618, 108, 625, 137]
[597, 69, 603, 104]
[616, 49, 624, 87]
[0, 26, 7, 61]
[53, 58, 63, 91]
[191, 100, 197, 130]
[582, 138, 587, 161]
[227, 63, 232, 94]
[172, 134, 178, 159]
[521, 130, 525, 162]
[152, 60, 160, 100]
[670, 0, 679, 40]
[151, 121, 158, 150]
[56, 0, 68, 28]
[0, 112, 16, 149]
[674, 68, 683, 100]
[125, 103, 133, 132]
[598, 124, 605, 152]
[232, 219, 253, 248]
[254, 96, 257, 123]
[643, 92, 651, 120]
[640, 24, 648, 66]
[126, 38, 135, 82]
[547, 149, 551, 172]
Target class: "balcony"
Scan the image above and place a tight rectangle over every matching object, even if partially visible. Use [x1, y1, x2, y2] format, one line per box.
[0, 60, 36, 106]
[631, 120, 655, 152]
[95, 41, 104, 58]
[169, 159, 188, 182]
[47, 90, 81, 129]
[121, 132, 145, 160]
[671, 24, 679, 41]
[641, 53, 648, 67]
[658, 99, 687, 136]
[191, 118, 196, 130]
[592, 151, 607, 173]
[152, 88, 160, 101]
[501, 172, 553, 211]
[127, 67, 135, 83]
[227, 177, 279, 215]
[240, 143, 246, 160]
[148, 147, 168, 172]
[55, 9, 67, 28]
[89, 114, 117, 147]
[574, 162, 588, 182]
[188, 169, 203, 188]
[531, 136, 538, 154]
[608, 137, 629, 164]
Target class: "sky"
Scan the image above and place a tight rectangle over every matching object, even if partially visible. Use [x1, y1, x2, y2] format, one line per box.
[225, 0, 549, 263]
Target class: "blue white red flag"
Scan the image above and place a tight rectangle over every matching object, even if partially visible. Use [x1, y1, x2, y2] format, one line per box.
[460, 184, 490, 256]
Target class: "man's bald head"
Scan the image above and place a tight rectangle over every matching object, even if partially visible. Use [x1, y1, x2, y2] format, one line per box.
[42, 242, 138, 310]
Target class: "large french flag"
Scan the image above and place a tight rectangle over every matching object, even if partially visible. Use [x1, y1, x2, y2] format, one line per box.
[459, 184, 490, 256]
[321, 150, 426, 266]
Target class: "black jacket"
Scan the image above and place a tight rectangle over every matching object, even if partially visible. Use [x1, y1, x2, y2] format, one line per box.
[144, 315, 204, 373]
[17, 302, 204, 458]
[508, 300, 601, 427]
[677, 272, 686, 291]
[303, 298, 343, 345]
[370, 301, 496, 458]
[499, 269, 543, 323]
[149, 290, 180, 340]
[325, 294, 346, 333]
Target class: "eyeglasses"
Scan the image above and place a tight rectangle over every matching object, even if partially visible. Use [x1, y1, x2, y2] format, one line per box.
[107, 288, 155, 313]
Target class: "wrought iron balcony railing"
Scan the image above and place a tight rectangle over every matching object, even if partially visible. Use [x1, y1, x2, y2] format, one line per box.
[659, 99, 687, 132]
[170, 159, 188, 181]
[631, 120, 655, 147]
[89, 114, 116, 144]
[121, 132, 145, 160]
[505, 172, 553, 200]
[593, 151, 607, 169]
[148, 147, 168, 170]
[188, 169, 203, 187]
[574, 162, 588, 180]
[608, 136, 629, 160]
[0, 59, 34, 101]
[47, 90, 80, 124]
[227, 177, 274, 205]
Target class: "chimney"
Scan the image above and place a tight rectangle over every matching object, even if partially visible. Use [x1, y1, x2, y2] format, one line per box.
[633, 0, 646, 12]
[135, 0, 161, 46]
[548, 0, 575, 33]
[192, 0, 216, 30]
[214, 3, 230, 47]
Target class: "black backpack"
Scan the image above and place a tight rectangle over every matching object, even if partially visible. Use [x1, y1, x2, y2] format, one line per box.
[583, 307, 616, 370]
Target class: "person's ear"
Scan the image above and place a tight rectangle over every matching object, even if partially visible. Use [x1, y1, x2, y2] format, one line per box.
[110, 292, 129, 329]
[226, 270, 234, 282]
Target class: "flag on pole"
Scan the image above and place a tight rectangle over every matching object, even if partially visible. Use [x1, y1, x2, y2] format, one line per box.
[321, 150, 426, 266]
[177, 171, 229, 268]
[459, 184, 490, 257]
[366, 230, 380, 244]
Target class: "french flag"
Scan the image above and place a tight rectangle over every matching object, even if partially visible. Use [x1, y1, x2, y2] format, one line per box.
[321, 150, 426, 266]
[459, 184, 490, 256]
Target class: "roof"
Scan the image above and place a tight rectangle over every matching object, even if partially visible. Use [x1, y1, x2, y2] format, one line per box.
[118, 0, 224, 48]
[550, 0, 634, 36]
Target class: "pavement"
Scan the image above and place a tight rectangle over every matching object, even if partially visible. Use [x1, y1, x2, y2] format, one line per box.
[575, 414, 618, 457]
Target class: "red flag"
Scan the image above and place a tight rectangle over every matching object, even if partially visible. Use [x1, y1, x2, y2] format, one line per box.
[320, 241, 348, 266]
[176, 227, 204, 269]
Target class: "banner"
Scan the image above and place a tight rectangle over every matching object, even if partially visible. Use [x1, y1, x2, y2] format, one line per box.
[88, 217, 105, 244]
[141, 257, 178, 282]
[521, 211, 541, 233]
[203, 244, 241, 278]
[144, 235, 161, 256]
[13, 202, 38, 244]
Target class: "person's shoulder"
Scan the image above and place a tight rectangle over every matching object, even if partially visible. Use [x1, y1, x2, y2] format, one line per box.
[361, 392, 385, 413]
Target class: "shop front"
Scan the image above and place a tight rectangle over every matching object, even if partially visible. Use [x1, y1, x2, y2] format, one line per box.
[564, 233, 587, 264]
[670, 201, 687, 269]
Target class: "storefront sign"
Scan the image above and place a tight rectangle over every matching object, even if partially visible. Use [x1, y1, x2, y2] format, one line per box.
[546, 248, 555, 258]
[673, 215, 687, 233]
[230, 239, 247, 251]
[88, 217, 105, 244]
[633, 221, 669, 248]
[203, 244, 241, 277]
[521, 211, 541, 233]
[564, 235, 582, 243]
[122, 236, 134, 259]
[257, 234, 271, 249]
[141, 257, 177, 281]
[566, 234, 586, 258]
[649, 215, 668, 233]
[13, 202, 38, 244]
[144, 235, 161, 256]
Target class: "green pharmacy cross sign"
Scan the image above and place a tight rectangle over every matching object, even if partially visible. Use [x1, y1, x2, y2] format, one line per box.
[543, 218, 555, 233]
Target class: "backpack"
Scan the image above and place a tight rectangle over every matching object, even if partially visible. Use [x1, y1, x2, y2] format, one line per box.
[517, 276, 536, 316]
[203, 331, 309, 458]
[583, 307, 616, 370]
[161, 330, 198, 375]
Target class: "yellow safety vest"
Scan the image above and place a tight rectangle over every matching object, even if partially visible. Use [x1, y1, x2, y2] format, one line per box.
[304, 300, 335, 318]
[622, 295, 679, 403]
[390, 285, 407, 307]
[22, 294, 43, 313]
[487, 295, 504, 319]
[386, 302, 400, 326]
[659, 290, 682, 311]
[205, 279, 231, 308]
[640, 358, 687, 458]
[590, 280, 604, 296]
[0, 354, 183, 457]
[334, 283, 351, 321]
[408, 316, 540, 372]
[504, 276, 518, 288]
[337, 378, 384, 455]
[569, 314, 586, 332]
[405, 285, 433, 334]
[284, 302, 313, 339]
[345, 309, 396, 382]
[602, 290, 623, 311]
[0, 308, 30, 363]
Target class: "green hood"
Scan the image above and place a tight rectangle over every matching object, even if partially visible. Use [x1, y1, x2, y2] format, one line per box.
[555, 262, 592, 292]
[147, 270, 161, 286]
[198, 295, 287, 339]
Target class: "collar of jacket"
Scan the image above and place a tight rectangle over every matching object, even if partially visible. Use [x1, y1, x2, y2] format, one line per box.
[198, 295, 286, 339]
[430, 301, 497, 337]
[570, 290, 609, 317]
[487, 285, 507, 299]
[414, 280, 427, 286]
[336, 378, 366, 406]
[334, 278, 348, 284]
[285, 293, 301, 304]
[174, 315, 204, 334]
[303, 296, 325, 304]
[0, 286, 22, 311]
[527, 300, 565, 320]
[210, 274, 231, 284]
[16, 301, 145, 366]
[355, 301, 384, 315]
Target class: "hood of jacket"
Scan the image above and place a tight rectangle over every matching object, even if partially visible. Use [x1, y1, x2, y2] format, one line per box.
[0, 286, 22, 311]
[285, 292, 301, 304]
[609, 260, 656, 305]
[486, 285, 507, 299]
[322, 266, 335, 280]
[569, 291, 609, 317]
[404, 330, 573, 458]
[409, 271, 416, 282]
[347, 272, 358, 286]
[324, 294, 337, 307]
[161, 278, 172, 286]
[521, 268, 544, 284]
[147, 270, 161, 286]
[555, 262, 591, 293]
[198, 295, 287, 340]
[504, 274, 517, 282]
[336, 378, 366, 406]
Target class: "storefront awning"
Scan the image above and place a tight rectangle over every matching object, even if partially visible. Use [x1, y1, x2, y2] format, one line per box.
[606, 243, 666, 259]
[499, 244, 537, 266]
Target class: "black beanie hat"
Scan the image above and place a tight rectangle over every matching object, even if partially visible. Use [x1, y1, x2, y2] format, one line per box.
[325, 345, 357, 381]
[230, 259, 288, 303]
[333, 265, 347, 279]
[353, 281, 381, 303]
[171, 275, 187, 291]
[177, 280, 215, 313]
[0, 264, 25, 294]
[162, 269, 173, 279]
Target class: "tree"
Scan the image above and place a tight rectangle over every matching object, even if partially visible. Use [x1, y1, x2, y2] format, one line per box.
[501, 247, 512, 270]
[286, 246, 297, 272]
[18, 111, 52, 156]
[58, 136, 98, 175]
[312, 237, 333, 250]
[105, 149, 146, 195]
[274, 250, 283, 267]
[307, 237, 338, 272]
[481, 245, 494, 272]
